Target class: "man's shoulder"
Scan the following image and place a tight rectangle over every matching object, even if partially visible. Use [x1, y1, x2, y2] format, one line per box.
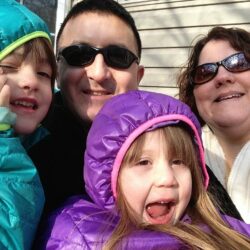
[43, 91, 77, 133]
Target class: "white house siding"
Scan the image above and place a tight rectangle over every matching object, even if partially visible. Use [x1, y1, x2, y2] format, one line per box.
[118, 0, 250, 97]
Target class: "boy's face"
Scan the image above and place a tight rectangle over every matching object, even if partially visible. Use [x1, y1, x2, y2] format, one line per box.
[57, 12, 144, 123]
[119, 130, 192, 225]
[0, 45, 52, 135]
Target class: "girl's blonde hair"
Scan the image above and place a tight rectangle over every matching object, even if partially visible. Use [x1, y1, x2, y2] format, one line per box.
[104, 125, 250, 250]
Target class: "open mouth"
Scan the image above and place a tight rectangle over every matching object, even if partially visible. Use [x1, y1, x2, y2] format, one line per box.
[215, 93, 244, 102]
[146, 201, 175, 224]
[11, 100, 38, 110]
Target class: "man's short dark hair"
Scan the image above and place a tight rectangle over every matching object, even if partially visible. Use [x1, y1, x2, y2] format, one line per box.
[56, 0, 142, 58]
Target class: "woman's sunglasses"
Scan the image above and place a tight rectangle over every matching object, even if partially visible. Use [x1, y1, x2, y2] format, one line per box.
[191, 52, 250, 85]
[57, 44, 139, 69]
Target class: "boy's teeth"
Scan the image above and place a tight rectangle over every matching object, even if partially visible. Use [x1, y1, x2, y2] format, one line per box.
[14, 100, 34, 108]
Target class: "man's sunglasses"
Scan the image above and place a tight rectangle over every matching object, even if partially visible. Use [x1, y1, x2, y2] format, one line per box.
[57, 44, 139, 69]
[191, 52, 250, 85]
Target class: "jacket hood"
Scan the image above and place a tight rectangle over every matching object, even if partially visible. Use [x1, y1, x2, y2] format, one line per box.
[0, 0, 51, 61]
[85, 90, 209, 210]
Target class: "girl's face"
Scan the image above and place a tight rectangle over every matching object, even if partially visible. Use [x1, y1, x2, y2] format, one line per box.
[0, 45, 52, 135]
[119, 130, 192, 225]
[193, 40, 250, 133]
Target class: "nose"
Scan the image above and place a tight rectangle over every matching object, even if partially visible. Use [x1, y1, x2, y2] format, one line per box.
[85, 54, 111, 83]
[153, 161, 178, 188]
[19, 65, 39, 92]
[214, 65, 235, 88]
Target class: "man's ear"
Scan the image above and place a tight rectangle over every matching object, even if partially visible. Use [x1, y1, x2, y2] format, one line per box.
[136, 65, 144, 85]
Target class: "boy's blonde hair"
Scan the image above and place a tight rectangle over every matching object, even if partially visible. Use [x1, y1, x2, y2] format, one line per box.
[21, 38, 57, 89]
[0, 0, 56, 89]
[104, 126, 250, 250]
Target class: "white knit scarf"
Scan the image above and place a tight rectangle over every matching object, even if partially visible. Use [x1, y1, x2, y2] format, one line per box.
[202, 125, 250, 223]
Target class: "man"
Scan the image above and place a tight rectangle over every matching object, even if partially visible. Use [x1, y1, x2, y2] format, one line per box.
[29, 0, 144, 214]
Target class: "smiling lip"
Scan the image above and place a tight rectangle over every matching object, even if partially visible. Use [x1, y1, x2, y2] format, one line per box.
[82, 89, 113, 96]
[10, 97, 38, 111]
[215, 92, 244, 102]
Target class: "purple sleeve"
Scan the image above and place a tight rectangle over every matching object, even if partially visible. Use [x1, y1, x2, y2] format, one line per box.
[223, 215, 250, 237]
[37, 198, 188, 250]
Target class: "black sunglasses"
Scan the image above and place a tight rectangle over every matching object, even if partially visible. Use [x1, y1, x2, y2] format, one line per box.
[191, 52, 250, 85]
[57, 44, 139, 69]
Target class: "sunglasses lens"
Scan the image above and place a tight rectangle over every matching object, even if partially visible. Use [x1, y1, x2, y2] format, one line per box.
[192, 52, 250, 85]
[106, 46, 137, 69]
[59, 45, 138, 69]
[224, 53, 250, 72]
[60, 45, 94, 66]
[193, 64, 217, 84]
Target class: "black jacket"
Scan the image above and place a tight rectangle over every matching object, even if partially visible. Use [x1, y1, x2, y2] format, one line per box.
[28, 91, 91, 215]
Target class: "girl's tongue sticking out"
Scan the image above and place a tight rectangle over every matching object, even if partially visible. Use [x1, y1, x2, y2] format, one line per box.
[146, 201, 175, 225]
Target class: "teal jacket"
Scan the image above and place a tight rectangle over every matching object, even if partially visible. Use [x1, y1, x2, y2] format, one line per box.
[0, 1, 51, 248]
[0, 107, 46, 250]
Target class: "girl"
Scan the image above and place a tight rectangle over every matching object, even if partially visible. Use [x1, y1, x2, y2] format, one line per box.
[0, 0, 56, 249]
[39, 90, 250, 249]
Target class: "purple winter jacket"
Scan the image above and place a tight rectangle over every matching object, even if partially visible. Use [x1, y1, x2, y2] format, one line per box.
[38, 90, 250, 249]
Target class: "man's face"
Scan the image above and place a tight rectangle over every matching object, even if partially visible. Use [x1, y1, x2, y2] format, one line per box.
[57, 12, 144, 123]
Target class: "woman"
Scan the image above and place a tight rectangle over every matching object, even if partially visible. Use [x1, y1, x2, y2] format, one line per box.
[178, 26, 250, 223]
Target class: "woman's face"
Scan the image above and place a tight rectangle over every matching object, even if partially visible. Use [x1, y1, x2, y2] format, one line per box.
[193, 40, 250, 132]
